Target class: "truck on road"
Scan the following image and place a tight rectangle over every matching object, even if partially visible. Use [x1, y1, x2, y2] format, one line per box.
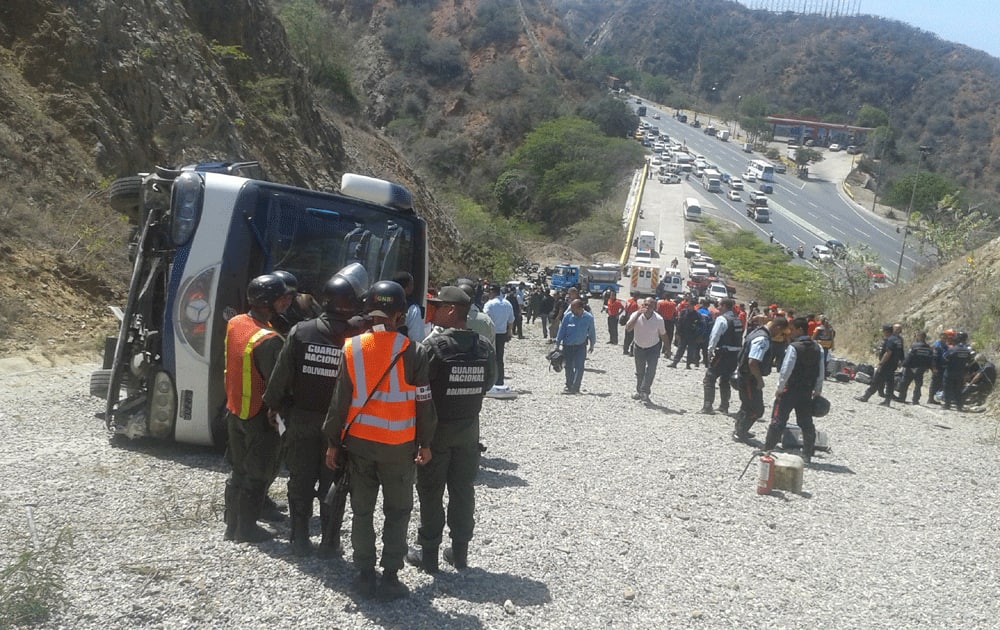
[701, 169, 722, 193]
[550, 264, 622, 296]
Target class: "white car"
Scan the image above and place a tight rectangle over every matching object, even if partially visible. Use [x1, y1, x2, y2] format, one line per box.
[652, 113, 661, 119]
[706, 282, 730, 303]
[811, 245, 834, 262]
[727, 189, 741, 201]
[658, 173, 681, 184]
[829, 143, 842, 151]
[730, 178, 744, 191]
[743, 172, 757, 182]
[683, 241, 702, 258]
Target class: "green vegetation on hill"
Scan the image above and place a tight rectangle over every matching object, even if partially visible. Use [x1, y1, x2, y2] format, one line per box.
[494, 116, 644, 234]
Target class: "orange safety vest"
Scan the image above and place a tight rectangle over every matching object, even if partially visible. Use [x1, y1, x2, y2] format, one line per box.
[342, 330, 417, 446]
[225, 313, 279, 419]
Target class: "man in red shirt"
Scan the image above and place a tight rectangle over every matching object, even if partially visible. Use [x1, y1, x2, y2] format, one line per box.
[622, 296, 639, 356]
[604, 291, 624, 345]
[655, 296, 677, 355]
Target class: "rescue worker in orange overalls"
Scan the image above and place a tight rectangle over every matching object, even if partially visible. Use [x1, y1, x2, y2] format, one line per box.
[223, 274, 295, 544]
[323, 280, 437, 601]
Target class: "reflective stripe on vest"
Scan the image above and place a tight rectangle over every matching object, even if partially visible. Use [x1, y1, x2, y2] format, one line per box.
[224, 314, 278, 419]
[343, 331, 417, 445]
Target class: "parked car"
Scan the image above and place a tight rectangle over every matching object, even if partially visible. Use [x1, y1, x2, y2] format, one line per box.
[829, 143, 842, 151]
[706, 282, 730, 304]
[811, 245, 834, 262]
[652, 113, 661, 119]
[727, 189, 741, 201]
[683, 241, 702, 258]
[846, 145, 859, 154]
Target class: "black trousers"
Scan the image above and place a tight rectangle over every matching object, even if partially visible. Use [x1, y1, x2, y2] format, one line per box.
[494, 333, 508, 385]
[898, 366, 927, 402]
[607, 315, 619, 344]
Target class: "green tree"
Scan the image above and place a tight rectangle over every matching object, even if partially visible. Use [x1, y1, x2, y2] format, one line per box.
[642, 75, 673, 103]
[794, 147, 823, 165]
[494, 116, 643, 233]
[884, 171, 958, 215]
[576, 96, 638, 138]
[917, 193, 995, 264]
[855, 104, 889, 128]
[277, 0, 356, 105]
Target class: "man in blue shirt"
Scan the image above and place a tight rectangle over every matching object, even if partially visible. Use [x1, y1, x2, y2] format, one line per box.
[555, 299, 596, 394]
[483, 284, 515, 386]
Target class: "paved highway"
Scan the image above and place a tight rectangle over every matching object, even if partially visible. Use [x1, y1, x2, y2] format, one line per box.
[634, 99, 929, 281]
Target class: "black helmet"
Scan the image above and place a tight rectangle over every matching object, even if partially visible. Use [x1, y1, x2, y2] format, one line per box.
[546, 348, 564, 372]
[456, 277, 476, 300]
[956, 331, 969, 343]
[247, 274, 293, 308]
[272, 270, 298, 293]
[322, 275, 362, 318]
[365, 280, 407, 318]
[812, 395, 831, 418]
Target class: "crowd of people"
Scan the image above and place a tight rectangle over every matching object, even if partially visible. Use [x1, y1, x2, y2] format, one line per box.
[220, 263, 995, 603]
[855, 325, 995, 411]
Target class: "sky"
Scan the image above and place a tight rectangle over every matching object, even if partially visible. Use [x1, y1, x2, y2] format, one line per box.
[739, 1, 1000, 59]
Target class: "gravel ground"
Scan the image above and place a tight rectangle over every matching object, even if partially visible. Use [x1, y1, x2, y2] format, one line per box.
[2, 321, 999, 629]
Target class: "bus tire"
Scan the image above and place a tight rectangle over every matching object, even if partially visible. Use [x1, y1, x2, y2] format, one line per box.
[108, 176, 142, 214]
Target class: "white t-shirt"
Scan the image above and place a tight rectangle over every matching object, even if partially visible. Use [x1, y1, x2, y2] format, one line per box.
[629, 311, 666, 349]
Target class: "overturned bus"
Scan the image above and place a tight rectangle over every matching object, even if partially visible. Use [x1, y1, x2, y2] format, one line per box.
[91, 162, 427, 446]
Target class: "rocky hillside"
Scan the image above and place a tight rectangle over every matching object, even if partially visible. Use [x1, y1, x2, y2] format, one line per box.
[0, 0, 458, 359]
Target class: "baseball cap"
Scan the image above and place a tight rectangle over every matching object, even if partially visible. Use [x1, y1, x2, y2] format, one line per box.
[488, 283, 501, 293]
[428, 286, 471, 305]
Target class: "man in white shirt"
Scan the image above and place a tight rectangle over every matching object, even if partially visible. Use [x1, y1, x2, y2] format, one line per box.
[482, 284, 514, 386]
[625, 297, 670, 403]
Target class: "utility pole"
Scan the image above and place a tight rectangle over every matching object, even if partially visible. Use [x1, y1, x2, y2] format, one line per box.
[895, 145, 933, 282]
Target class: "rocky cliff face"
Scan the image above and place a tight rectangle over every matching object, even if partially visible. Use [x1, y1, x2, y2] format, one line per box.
[0, 0, 457, 358]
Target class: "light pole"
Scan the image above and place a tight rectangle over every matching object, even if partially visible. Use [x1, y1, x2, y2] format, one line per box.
[895, 145, 932, 282]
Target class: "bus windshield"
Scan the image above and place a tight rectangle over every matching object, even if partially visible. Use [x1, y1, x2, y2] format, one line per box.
[252, 186, 424, 296]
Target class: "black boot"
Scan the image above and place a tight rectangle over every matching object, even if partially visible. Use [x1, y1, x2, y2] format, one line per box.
[700, 384, 716, 414]
[717, 389, 730, 414]
[352, 568, 378, 600]
[733, 412, 753, 442]
[378, 569, 409, 601]
[405, 545, 439, 574]
[289, 502, 312, 556]
[801, 427, 816, 465]
[443, 542, 469, 570]
[223, 482, 238, 541]
[236, 489, 274, 544]
[260, 494, 287, 522]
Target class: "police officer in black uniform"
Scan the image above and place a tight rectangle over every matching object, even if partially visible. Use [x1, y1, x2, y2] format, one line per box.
[263, 264, 369, 556]
[764, 317, 824, 463]
[407, 286, 497, 573]
[895, 330, 933, 405]
[856, 323, 903, 407]
[942, 331, 973, 411]
[700, 297, 744, 415]
[733, 315, 788, 442]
